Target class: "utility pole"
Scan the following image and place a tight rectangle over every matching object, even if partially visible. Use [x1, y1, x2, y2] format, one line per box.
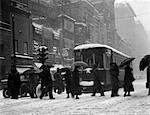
[60, 0, 64, 65]
[12, 14, 16, 65]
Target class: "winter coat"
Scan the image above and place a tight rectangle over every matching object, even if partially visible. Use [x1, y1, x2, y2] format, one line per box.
[92, 68, 100, 81]
[28, 72, 38, 93]
[8, 71, 21, 97]
[146, 66, 150, 88]
[64, 70, 72, 94]
[92, 67, 104, 93]
[54, 72, 64, 91]
[8, 71, 21, 90]
[71, 69, 82, 95]
[124, 65, 134, 92]
[110, 64, 119, 90]
[39, 70, 52, 87]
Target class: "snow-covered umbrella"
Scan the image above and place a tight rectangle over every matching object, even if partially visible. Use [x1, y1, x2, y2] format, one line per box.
[72, 61, 88, 68]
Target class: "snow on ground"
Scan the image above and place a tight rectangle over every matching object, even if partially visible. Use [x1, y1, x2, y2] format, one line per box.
[1, 79, 150, 115]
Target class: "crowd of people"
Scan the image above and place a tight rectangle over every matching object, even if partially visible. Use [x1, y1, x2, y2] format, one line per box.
[7, 61, 139, 100]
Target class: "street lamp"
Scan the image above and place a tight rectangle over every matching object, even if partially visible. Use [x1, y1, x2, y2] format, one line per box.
[12, 14, 16, 65]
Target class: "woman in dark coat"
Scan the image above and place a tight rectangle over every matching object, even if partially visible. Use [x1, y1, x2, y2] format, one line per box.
[8, 65, 21, 99]
[39, 65, 55, 99]
[110, 63, 119, 97]
[147, 66, 150, 95]
[91, 64, 105, 96]
[71, 66, 82, 99]
[54, 68, 64, 94]
[28, 68, 38, 98]
[64, 69, 72, 98]
[124, 64, 135, 96]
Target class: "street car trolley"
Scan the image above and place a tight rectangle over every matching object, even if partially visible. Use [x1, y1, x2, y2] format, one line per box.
[74, 43, 130, 93]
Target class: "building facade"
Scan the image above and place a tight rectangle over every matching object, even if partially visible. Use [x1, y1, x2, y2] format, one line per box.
[115, 2, 149, 76]
[0, 0, 33, 88]
[90, 0, 116, 47]
[0, 0, 11, 88]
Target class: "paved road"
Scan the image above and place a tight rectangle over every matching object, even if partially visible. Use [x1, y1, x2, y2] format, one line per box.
[0, 79, 150, 115]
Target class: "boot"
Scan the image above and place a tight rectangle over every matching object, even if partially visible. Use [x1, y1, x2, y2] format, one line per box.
[75, 95, 79, 99]
[124, 92, 127, 97]
[148, 88, 150, 95]
[66, 94, 70, 98]
[101, 92, 105, 96]
[91, 93, 96, 96]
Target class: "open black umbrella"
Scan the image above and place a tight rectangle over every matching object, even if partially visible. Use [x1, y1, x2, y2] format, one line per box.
[139, 55, 150, 71]
[119, 57, 135, 68]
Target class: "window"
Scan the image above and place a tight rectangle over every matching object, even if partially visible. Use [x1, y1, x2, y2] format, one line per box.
[24, 42, 28, 54]
[15, 40, 18, 53]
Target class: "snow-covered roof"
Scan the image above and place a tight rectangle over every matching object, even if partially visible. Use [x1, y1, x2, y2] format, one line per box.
[74, 43, 130, 58]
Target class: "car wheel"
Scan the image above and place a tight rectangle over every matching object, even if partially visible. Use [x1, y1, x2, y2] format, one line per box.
[3, 88, 10, 98]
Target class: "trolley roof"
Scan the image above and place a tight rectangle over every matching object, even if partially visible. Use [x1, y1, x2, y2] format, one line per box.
[74, 43, 130, 58]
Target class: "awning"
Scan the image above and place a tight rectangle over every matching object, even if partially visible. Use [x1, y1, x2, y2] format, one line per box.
[16, 68, 31, 74]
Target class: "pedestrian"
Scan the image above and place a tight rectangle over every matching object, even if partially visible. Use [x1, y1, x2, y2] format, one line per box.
[110, 62, 119, 97]
[8, 65, 21, 99]
[39, 65, 55, 99]
[54, 68, 64, 94]
[146, 65, 150, 95]
[64, 68, 72, 98]
[28, 67, 38, 98]
[91, 64, 105, 96]
[124, 63, 135, 97]
[71, 66, 82, 99]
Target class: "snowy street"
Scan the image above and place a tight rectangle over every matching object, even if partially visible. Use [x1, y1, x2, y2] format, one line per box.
[1, 78, 150, 115]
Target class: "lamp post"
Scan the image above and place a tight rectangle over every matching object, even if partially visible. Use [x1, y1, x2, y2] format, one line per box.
[12, 14, 16, 65]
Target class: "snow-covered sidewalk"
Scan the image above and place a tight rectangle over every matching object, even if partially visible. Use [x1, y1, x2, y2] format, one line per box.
[0, 79, 150, 115]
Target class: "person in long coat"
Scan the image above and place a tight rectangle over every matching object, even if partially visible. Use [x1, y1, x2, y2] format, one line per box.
[39, 65, 55, 99]
[64, 68, 72, 98]
[91, 64, 105, 96]
[8, 65, 21, 99]
[124, 64, 135, 96]
[110, 62, 119, 97]
[71, 66, 82, 99]
[28, 67, 38, 98]
[146, 65, 150, 95]
[54, 68, 64, 94]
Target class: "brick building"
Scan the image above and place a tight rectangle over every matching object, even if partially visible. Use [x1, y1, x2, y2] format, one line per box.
[57, 0, 107, 44]
[0, 0, 33, 88]
[90, 0, 116, 47]
[0, 0, 11, 87]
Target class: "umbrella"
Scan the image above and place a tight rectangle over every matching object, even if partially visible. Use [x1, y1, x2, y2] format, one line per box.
[139, 55, 150, 71]
[72, 61, 88, 67]
[119, 57, 135, 68]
